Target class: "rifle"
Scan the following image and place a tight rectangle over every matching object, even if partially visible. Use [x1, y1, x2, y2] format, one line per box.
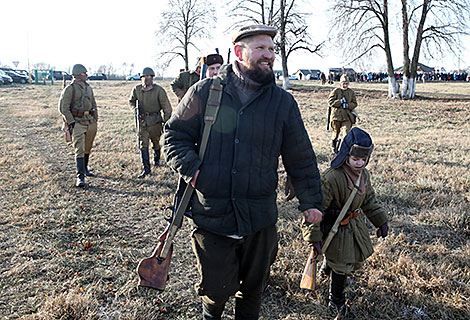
[62, 118, 72, 142]
[137, 77, 223, 291]
[135, 101, 142, 149]
[300, 248, 317, 290]
[200, 57, 208, 80]
[227, 48, 231, 64]
[61, 79, 72, 142]
[327, 106, 331, 130]
[136, 180, 193, 290]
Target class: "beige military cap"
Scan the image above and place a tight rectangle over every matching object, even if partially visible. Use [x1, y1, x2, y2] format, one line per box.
[232, 24, 277, 44]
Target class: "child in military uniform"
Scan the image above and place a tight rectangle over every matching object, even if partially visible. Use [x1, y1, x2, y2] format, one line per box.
[302, 127, 389, 319]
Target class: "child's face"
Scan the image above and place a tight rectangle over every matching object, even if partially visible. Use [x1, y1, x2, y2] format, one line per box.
[347, 155, 367, 170]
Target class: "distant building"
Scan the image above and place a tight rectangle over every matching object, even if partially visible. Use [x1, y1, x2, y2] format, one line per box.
[394, 63, 434, 73]
[294, 69, 322, 80]
[329, 67, 356, 81]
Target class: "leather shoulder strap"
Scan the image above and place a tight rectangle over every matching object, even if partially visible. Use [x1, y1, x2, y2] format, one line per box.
[198, 77, 222, 158]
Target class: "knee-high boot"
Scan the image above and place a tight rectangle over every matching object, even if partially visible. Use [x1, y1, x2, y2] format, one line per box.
[154, 149, 160, 166]
[75, 157, 86, 187]
[329, 271, 354, 319]
[84, 153, 95, 177]
[138, 149, 151, 178]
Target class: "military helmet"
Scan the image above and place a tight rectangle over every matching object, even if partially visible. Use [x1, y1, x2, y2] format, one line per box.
[141, 67, 155, 77]
[340, 74, 349, 83]
[72, 64, 87, 75]
[331, 127, 374, 168]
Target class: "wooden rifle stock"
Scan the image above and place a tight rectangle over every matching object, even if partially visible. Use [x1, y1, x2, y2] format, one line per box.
[300, 248, 317, 290]
[136, 230, 173, 291]
[62, 117, 72, 142]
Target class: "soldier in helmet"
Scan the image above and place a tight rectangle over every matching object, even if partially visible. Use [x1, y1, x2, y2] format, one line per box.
[204, 53, 224, 78]
[170, 59, 202, 101]
[129, 67, 172, 178]
[301, 127, 389, 319]
[58, 63, 98, 187]
[328, 74, 358, 153]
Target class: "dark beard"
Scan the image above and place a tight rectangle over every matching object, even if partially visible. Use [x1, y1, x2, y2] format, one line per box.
[244, 64, 274, 85]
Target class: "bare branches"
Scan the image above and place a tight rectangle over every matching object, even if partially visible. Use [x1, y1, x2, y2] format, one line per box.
[156, 0, 216, 71]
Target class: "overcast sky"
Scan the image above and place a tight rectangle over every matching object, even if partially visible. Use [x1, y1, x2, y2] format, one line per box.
[1, 0, 468, 76]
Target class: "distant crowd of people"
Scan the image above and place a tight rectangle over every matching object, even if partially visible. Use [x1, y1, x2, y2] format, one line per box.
[352, 71, 470, 83]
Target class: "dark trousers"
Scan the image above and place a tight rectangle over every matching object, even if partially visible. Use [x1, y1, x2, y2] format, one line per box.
[191, 224, 278, 320]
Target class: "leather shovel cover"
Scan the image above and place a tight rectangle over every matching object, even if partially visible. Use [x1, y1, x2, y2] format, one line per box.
[137, 241, 173, 291]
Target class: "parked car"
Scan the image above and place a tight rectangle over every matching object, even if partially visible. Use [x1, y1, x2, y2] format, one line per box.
[3, 70, 29, 84]
[280, 75, 298, 80]
[0, 70, 14, 84]
[47, 71, 72, 81]
[126, 73, 141, 80]
[88, 73, 107, 80]
[14, 69, 34, 81]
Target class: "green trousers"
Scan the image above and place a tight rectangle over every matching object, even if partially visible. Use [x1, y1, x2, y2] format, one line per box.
[192, 224, 278, 319]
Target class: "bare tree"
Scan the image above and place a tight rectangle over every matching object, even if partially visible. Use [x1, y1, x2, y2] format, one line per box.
[228, 0, 277, 27]
[277, 0, 323, 89]
[400, 0, 470, 98]
[156, 0, 216, 71]
[32, 62, 55, 70]
[329, 0, 400, 98]
[227, 0, 323, 90]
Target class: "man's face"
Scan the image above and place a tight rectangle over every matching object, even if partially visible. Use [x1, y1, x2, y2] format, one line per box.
[74, 72, 87, 82]
[237, 34, 275, 84]
[341, 81, 349, 90]
[195, 66, 201, 76]
[141, 74, 153, 86]
[207, 63, 222, 77]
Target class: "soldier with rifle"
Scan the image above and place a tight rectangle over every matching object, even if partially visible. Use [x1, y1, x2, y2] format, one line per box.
[162, 24, 323, 320]
[301, 127, 389, 319]
[129, 67, 172, 178]
[170, 59, 201, 102]
[327, 74, 358, 154]
[58, 64, 98, 187]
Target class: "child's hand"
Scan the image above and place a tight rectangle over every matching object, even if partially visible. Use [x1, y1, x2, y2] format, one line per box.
[303, 208, 323, 224]
[376, 222, 389, 238]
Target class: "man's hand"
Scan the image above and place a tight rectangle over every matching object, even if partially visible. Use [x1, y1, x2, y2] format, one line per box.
[340, 97, 347, 104]
[68, 122, 75, 135]
[342, 103, 349, 109]
[284, 175, 295, 201]
[190, 170, 200, 188]
[303, 208, 323, 224]
[310, 241, 323, 255]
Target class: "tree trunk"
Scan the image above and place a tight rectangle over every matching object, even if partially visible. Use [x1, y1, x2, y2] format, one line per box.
[401, 76, 416, 99]
[383, 0, 400, 98]
[280, 0, 289, 90]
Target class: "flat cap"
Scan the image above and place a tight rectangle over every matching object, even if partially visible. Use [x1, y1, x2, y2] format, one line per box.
[204, 54, 224, 66]
[232, 24, 277, 44]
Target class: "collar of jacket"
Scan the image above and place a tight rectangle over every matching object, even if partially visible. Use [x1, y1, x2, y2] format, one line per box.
[217, 64, 276, 108]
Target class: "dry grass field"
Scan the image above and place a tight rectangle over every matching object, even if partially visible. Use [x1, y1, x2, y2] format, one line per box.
[0, 79, 469, 320]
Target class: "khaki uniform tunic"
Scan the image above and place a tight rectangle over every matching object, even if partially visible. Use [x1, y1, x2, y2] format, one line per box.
[129, 83, 172, 150]
[58, 81, 98, 157]
[328, 87, 358, 140]
[302, 167, 388, 274]
[170, 70, 200, 101]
